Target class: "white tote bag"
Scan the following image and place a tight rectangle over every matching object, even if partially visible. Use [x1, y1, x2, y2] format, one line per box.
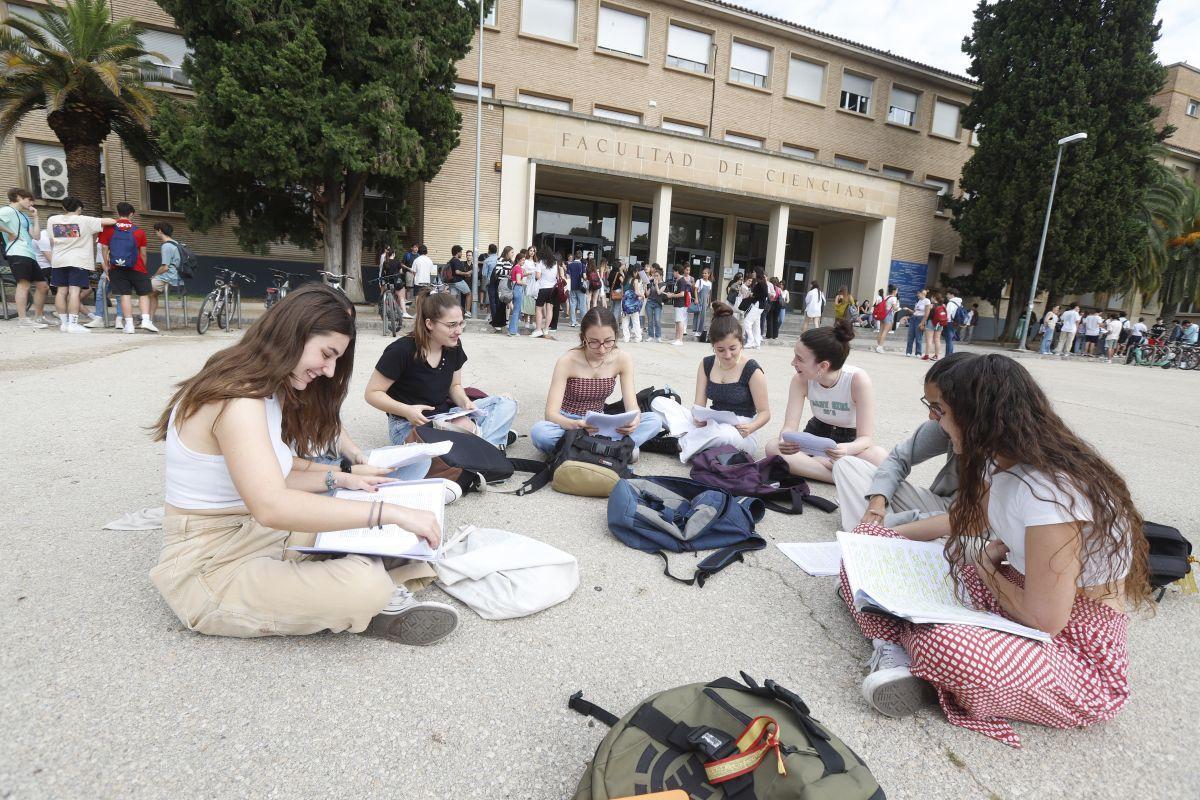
[432, 527, 579, 620]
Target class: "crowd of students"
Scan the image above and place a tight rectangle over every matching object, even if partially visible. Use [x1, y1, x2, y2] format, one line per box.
[1, 190, 185, 334]
[151, 281, 1150, 749]
[1038, 304, 1199, 361]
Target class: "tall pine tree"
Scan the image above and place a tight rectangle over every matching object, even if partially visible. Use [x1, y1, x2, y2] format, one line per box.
[153, 0, 483, 298]
[954, 0, 1166, 338]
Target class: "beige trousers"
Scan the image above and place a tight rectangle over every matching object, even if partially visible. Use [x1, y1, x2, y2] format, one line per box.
[150, 513, 434, 638]
[832, 456, 952, 532]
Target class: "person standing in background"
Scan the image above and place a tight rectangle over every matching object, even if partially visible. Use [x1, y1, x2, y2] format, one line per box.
[0, 188, 49, 328]
[906, 289, 929, 358]
[803, 280, 825, 332]
[691, 266, 712, 340]
[45, 196, 115, 333]
[1055, 304, 1081, 359]
[566, 249, 586, 327]
[1039, 305, 1060, 356]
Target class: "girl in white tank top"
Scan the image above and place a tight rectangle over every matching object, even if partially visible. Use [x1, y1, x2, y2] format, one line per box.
[766, 321, 888, 484]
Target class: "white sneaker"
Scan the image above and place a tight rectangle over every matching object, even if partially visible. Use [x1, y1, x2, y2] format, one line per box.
[861, 639, 935, 718]
[114, 317, 124, 329]
[531, 329, 544, 338]
[66, 322, 90, 334]
[441, 479, 463, 505]
[19, 317, 48, 329]
[123, 320, 136, 334]
[671, 340, 683, 347]
[630, 447, 640, 464]
[464, 311, 473, 318]
[140, 318, 159, 332]
[82, 316, 105, 328]
[366, 586, 459, 646]
[874, 345, 885, 354]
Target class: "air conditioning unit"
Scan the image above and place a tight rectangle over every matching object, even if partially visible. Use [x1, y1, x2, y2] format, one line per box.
[39, 156, 68, 200]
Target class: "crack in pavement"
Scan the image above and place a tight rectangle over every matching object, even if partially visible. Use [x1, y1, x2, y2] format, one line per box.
[913, 711, 1003, 799]
[753, 554, 861, 659]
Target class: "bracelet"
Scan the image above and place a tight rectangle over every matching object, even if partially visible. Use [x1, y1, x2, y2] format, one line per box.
[325, 470, 336, 492]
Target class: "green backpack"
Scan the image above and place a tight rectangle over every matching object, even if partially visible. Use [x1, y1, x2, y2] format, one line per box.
[570, 673, 884, 800]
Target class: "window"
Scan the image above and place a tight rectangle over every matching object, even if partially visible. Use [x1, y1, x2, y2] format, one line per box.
[23, 142, 105, 202]
[882, 166, 912, 181]
[629, 205, 653, 265]
[7, 5, 60, 46]
[662, 119, 705, 136]
[517, 92, 570, 111]
[840, 72, 873, 115]
[145, 163, 191, 213]
[454, 81, 495, 98]
[596, 5, 646, 58]
[520, 0, 576, 43]
[724, 132, 763, 148]
[666, 24, 712, 74]
[484, 2, 497, 25]
[1187, 99, 1199, 118]
[781, 144, 816, 159]
[593, 106, 641, 124]
[887, 86, 918, 127]
[925, 177, 953, 212]
[971, 126, 980, 146]
[786, 57, 824, 103]
[140, 29, 191, 87]
[729, 41, 770, 88]
[834, 155, 868, 171]
[932, 99, 962, 139]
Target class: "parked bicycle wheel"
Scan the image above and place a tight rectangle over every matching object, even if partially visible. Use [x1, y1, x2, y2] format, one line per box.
[217, 294, 232, 330]
[197, 294, 217, 334]
[1177, 348, 1199, 371]
[386, 296, 401, 336]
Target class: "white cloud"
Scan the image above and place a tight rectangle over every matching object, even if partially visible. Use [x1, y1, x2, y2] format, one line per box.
[739, 0, 1198, 76]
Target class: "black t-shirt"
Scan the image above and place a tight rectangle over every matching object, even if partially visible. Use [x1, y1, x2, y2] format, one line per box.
[375, 336, 468, 415]
[449, 256, 470, 279]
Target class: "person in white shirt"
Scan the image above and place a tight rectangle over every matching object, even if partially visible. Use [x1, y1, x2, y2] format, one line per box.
[943, 290, 962, 355]
[1103, 315, 1122, 363]
[411, 244, 434, 289]
[802, 281, 826, 332]
[1054, 304, 1081, 358]
[1123, 317, 1148, 359]
[45, 196, 116, 333]
[1081, 310, 1104, 357]
[906, 288, 930, 357]
[531, 251, 561, 339]
[1038, 305, 1060, 355]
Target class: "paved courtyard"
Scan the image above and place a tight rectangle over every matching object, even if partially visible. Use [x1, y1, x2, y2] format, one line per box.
[1, 319, 1196, 800]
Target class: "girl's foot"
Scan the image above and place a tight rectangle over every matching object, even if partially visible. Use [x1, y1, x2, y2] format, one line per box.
[861, 639, 936, 718]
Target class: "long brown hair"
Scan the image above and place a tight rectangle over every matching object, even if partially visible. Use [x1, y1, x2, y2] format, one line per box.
[930, 353, 1150, 608]
[410, 290, 461, 360]
[153, 283, 356, 456]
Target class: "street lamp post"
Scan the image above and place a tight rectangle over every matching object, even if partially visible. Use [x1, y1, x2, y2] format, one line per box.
[1018, 131, 1087, 351]
[470, 0, 484, 316]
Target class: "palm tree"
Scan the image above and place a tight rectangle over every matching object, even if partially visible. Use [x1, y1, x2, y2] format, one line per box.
[1124, 157, 1188, 300]
[1158, 183, 1200, 319]
[0, 0, 166, 214]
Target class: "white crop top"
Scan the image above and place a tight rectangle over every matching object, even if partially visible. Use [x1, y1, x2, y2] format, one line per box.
[987, 464, 1131, 587]
[165, 396, 295, 509]
[807, 364, 861, 428]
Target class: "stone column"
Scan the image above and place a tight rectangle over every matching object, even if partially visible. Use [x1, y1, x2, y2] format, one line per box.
[765, 203, 790, 280]
[858, 216, 896, 301]
[648, 183, 672, 268]
[617, 199, 633, 261]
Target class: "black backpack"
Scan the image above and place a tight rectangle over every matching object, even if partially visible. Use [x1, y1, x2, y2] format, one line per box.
[406, 424, 537, 494]
[515, 429, 636, 498]
[172, 240, 198, 280]
[1145, 521, 1194, 600]
[605, 385, 682, 456]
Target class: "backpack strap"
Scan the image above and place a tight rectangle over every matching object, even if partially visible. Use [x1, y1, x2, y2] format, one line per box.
[627, 704, 758, 800]
[502, 457, 553, 496]
[762, 489, 839, 516]
[658, 534, 767, 588]
[567, 690, 619, 727]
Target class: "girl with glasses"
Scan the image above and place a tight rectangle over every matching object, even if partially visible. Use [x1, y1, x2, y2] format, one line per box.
[529, 307, 663, 454]
[366, 292, 518, 449]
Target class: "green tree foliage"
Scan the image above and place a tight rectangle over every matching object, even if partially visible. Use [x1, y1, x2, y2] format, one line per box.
[0, 0, 166, 214]
[953, 0, 1167, 339]
[154, 0, 484, 298]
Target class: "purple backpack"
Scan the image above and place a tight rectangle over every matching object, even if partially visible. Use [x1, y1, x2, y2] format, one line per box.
[689, 446, 838, 515]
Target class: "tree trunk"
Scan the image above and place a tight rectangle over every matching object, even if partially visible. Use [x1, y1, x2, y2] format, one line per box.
[323, 183, 343, 280]
[342, 192, 365, 303]
[47, 107, 109, 216]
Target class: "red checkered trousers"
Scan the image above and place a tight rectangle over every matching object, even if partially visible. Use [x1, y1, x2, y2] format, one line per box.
[840, 523, 1131, 747]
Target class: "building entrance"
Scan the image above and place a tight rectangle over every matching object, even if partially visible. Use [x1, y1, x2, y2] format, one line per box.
[669, 248, 719, 283]
[784, 229, 815, 311]
[536, 233, 606, 263]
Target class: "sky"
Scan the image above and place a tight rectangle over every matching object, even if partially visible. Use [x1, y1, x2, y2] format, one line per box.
[739, 0, 1199, 78]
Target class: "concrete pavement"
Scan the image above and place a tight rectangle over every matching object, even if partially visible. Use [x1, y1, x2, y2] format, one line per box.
[1, 320, 1196, 799]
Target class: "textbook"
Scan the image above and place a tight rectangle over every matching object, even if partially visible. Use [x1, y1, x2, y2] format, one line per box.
[781, 430, 839, 457]
[836, 531, 1052, 642]
[291, 480, 449, 560]
[366, 440, 453, 469]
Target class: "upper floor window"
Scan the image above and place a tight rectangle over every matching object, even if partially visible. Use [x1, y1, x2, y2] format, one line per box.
[518, 92, 571, 110]
[454, 81, 495, 98]
[887, 87, 918, 127]
[925, 176, 953, 212]
[666, 24, 712, 74]
[724, 132, 764, 148]
[520, 0, 576, 43]
[146, 163, 191, 213]
[834, 154, 868, 171]
[932, 99, 962, 139]
[729, 41, 770, 89]
[882, 165, 912, 180]
[484, 2, 497, 25]
[840, 72, 873, 115]
[781, 144, 816, 159]
[596, 5, 647, 59]
[140, 28, 192, 87]
[662, 119, 705, 136]
[593, 106, 641, 124]
[786, 57, 824, 103]
[1187, 98, 1199, 118]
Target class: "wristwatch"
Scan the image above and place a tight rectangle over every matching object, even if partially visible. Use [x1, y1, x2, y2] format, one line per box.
[339, 456, 353, 473]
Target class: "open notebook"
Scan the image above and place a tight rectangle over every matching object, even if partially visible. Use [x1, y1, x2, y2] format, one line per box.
[290, 480, 449, 560]
[836, 531, 1052, 642]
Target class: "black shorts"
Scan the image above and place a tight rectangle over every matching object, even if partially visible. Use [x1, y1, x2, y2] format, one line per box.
[804, 417, 858, 445]
[7, 255, 45, 283]
[535, 287, 556, 307]
[108, 267, 152, 296]
[1084, 334, 1100, 345]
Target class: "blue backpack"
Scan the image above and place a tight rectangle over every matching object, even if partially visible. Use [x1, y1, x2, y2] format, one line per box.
[107, 224, 140, 269]
[606, 476, 765, 587]
[622, 287, 643, 314]
[951, 301, 969, 327]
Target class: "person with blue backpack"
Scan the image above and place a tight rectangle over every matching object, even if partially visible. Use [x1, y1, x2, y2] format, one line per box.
[98, 202, 156, 334]
[619, 272, 644, 343]
[944, 289, 964, 354]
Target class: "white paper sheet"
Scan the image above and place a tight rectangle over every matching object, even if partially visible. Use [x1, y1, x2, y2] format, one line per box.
[366, 441, 453, 469]
[776, 541, 842, 577]
[782, 430, 839, 457]
[836, 531, 1051, 642]
[429, 408, 486, 424]
[583, 410, 638, 440]
[692, 404, 745, 426]
[291, 479, 448, 560]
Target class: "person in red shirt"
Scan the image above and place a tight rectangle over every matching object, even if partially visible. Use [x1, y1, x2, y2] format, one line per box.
[98, 201, 155, 333]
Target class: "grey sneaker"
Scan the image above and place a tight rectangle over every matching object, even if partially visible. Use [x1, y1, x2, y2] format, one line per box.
[861, 639, 936, 718]
[366, 587, 459, 646]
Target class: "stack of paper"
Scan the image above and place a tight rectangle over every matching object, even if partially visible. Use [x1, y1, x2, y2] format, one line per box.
[291, 479, 449, 560]
[776, 541, 842, 576]
[583, 410, 638, 440]
[366, 441, 453, 469]
[692, 405, 745, 426]
[782, 431, 839, 457]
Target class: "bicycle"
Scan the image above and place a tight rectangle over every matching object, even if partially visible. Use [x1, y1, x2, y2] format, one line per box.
[263, 269, 306, 310]
[1125, 337, 1177, 368]
[317, 270, 356, 295]
[197, 268, 254, 334]
[377, 274, 402, 337]
[1176, 343, 1200, 371]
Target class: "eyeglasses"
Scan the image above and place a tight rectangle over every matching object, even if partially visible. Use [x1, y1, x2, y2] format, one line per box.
[435, 320, 466, 332]
[920, 396, 945, 420]
[585, 338, 617, 350]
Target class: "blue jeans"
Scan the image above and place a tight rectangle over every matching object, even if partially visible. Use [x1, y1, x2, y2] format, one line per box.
[1040, 327, 1055, 354]
[569, 289, 587, 325]
[387, 394, 518, 449]
[645, 301, 662, 340]
[943, 325, 956, 355]
[529, 410, 664, 454]
[95, 274, 114, 317]
[906, 316, 924, 355]
[507, 285, 525, 335]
